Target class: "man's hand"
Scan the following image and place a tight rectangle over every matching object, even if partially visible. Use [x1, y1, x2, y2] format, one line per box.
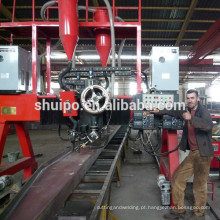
[150, 108, 159, 114]
[182, 109, 191, 120]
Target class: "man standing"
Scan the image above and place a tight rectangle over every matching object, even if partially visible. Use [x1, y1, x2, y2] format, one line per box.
[151, 89, 213, 220]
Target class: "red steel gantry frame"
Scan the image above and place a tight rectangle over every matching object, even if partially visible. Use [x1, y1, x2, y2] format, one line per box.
[0, 0, 142, 178]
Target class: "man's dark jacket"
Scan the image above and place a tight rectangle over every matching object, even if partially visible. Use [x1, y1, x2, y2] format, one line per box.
[158, 102, 214, 157]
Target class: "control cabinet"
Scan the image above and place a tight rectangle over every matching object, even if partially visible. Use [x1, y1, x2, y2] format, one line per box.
[142, 94, 174, 110]
[149, 47, 179, 91]
[162, 115, 183, 130]
[133, 110, 154, 130]
[0, 46, 31, 93]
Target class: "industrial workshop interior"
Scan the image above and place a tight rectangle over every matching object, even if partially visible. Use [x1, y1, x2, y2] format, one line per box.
[0, 0, 220, 219]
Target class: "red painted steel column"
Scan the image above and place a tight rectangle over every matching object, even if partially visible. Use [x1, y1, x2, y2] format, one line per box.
[32, 0, 35, 21]
[167, 130, 179, 207]
[15, 122, 37, 179]
[113, 0, 115, 20]
[0, 122, 9, 165]
[136, 25, 142, 93]
[136, 0, 142, 94]
[32, 24, 37, 94]
[12, 0, 16, 22]
[58, 0, 79, 61]
[86, 0, 88, 22]
[167, 130, 179, 181]
[46, 38, 51, 94]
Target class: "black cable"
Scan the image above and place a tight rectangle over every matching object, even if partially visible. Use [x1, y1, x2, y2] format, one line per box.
[140, 131, 159, 153]
[58, 124, 70, 141]
[141, 71, 149, 90]
[40, 0, 57, 21]
[58, 61, 72, 91]
[131, 71, 149, 90]
[135, 128, 179, 156]
[143, 144, 179, 156]
[140, 129, 162, 153]
[103, 71, 109, 89]
[69, 116, 77, 130]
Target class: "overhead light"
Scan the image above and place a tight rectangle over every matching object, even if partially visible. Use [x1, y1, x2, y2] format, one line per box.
[179, 55, 188, 60]
[49, 52, 67, 59]
[210, 84, 220, 102]
[51, 82, 60, 89]
[188, 83, 206, 89]
[212, 76, 220, 84]
[78, 55, 100, 60]
[49, 52, 188, 60]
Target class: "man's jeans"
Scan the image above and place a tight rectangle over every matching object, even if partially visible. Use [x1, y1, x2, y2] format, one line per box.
[171, 150, 212, 216]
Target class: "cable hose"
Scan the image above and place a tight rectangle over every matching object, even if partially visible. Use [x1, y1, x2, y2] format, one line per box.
[103, 71, 109, 89]
[140, 129, 161, 152]
[137, 129, 179, 156]
[141, 71, 149, 90]
[40, 0, 57, 21]
[140, 132, 160, 153]
[143, 144, 179, 156]
[58, 61, 72, 91]
[58, 124, 70, 141]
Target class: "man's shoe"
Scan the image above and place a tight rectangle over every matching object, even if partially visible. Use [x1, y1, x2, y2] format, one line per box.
[163, 211, 186, 219]
[189, 214, 205, 220]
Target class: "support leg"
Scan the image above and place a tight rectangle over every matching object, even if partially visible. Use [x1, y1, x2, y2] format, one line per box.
[0, 122, 9, 165]
[15, 122, 37, 179]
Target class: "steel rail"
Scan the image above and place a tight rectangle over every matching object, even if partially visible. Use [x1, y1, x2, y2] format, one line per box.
[0, 126, 120, 220]
[89, 126, 128, 219]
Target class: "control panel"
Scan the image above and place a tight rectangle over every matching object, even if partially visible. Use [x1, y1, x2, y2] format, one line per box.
[162, 115, 183, 130]
[142, 94, 174, 109]
[133, 111, 154, 130]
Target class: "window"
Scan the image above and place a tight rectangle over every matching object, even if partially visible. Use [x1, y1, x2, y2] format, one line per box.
[210, 84, 220, 102]
[114, 82, 118, 96]
[129, 82, 137, 95]
[129, 82, 148, 95]
[188, 83, 205, 89]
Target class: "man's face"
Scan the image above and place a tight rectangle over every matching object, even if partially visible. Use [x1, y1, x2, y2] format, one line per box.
[186, 92, 199, 110]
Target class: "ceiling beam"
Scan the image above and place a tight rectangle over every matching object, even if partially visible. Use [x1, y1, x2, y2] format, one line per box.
[196, 8, 220, 11]
[141, 7, 220, 11]
[5, 6, 220, 12]
[188, 18, 220, 65]
[142, 29, 206, 33]
[0, 4, 45, 53]
[0, 17, 216, 23]
[141, 19, 215, 23]
[175, 0, 199, 46]
[9, 37, 199, 41]
[3, 28, 204, 33]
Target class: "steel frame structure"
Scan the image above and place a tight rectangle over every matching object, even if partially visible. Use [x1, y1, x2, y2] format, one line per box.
[0, 0, 142, 178]
[0, 94, 40, 179]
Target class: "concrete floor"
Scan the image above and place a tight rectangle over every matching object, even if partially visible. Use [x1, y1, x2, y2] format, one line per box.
[110, 131, 219, 220]
[0, 127, 220, 220]
[1, 129, 71, 167]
